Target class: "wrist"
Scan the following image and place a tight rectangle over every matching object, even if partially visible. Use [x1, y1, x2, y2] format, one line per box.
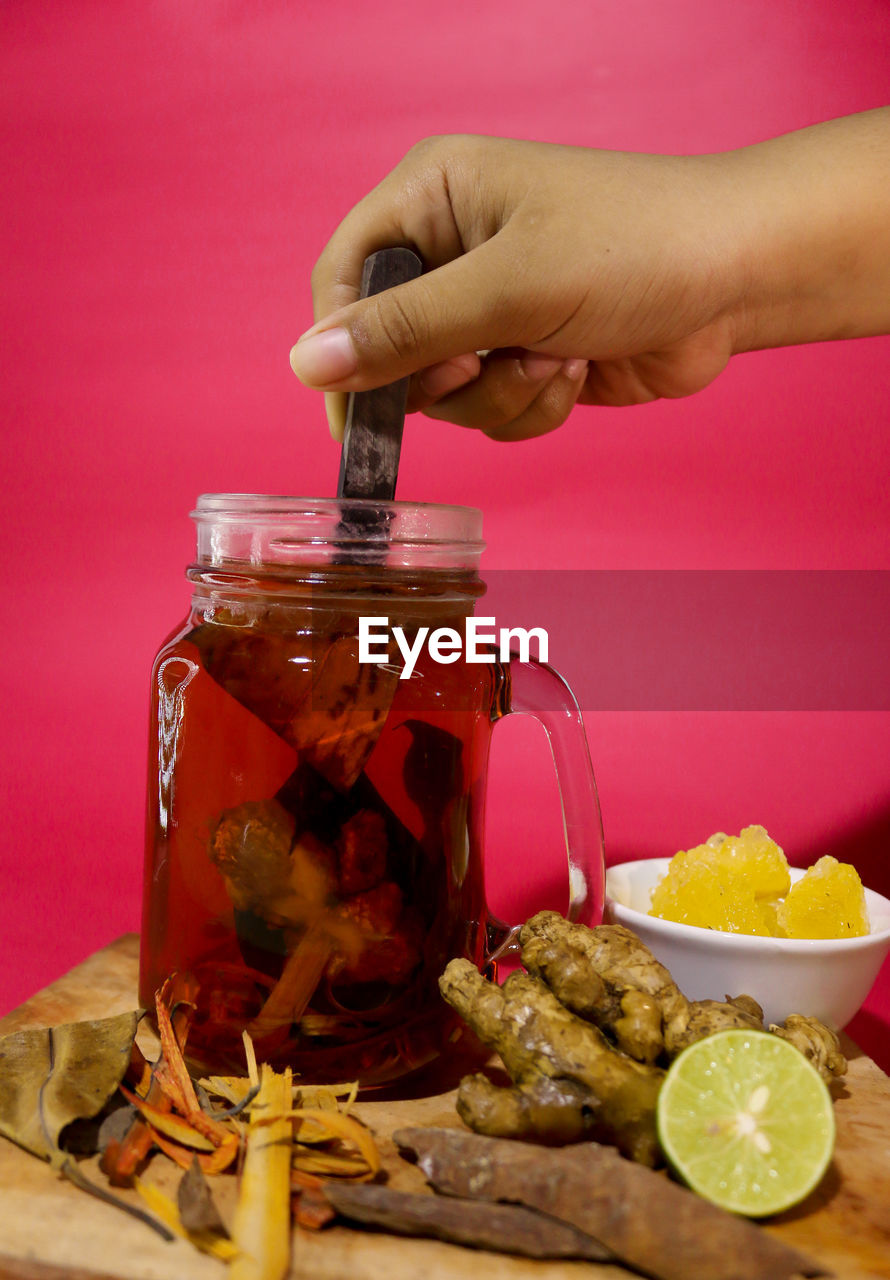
[718, 110, 890, 353]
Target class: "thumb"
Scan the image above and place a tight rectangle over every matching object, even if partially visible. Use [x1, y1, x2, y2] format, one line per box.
[290, 236, 524, 392]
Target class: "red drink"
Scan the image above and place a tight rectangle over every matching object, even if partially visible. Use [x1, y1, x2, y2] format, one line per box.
[139, 497, 603, 1086]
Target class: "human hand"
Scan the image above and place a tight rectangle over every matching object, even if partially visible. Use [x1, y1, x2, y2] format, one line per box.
[290, 114, 890, 441]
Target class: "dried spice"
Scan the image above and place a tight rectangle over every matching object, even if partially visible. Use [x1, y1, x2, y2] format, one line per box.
[0, 1009, 175, 1240]
[230, 1063, 293, 1280]
[325, 1182, 614, 1261]
[289, 1105, 381, 1180]
[519, 914, 847, 1081]
[178, 1155, 230, 1236]
[191, 625, 400, 792]
[439, 958, 664, 1163]
[394, 1127, 829, 1280]
[102, 974, 198, 1185]
[440, 915, 847, 1164]
[0, 1010, 139, 1164]
[0, 974, 389, 1269]
[292, 1178, 337, 1230]
[135, 1177, 239, 1261]
[520, 915, 766, 1060]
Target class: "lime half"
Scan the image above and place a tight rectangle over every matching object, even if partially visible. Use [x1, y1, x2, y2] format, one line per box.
[657, 1029, 835, 1217]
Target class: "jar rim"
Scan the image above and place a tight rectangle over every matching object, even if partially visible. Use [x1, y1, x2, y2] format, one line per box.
[191, 494, 485, 567]
[194, 493, 481, 523]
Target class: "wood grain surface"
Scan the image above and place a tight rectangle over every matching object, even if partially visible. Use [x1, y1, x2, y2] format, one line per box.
[0, 936, 887, 1280]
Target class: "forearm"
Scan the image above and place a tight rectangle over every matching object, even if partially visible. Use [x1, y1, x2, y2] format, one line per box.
[724, 108, 890, 352]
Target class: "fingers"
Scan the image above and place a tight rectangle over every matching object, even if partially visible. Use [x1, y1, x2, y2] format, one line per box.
[308, 137, 470, 326]
[322, 354, 481, 443]
[324, 391, 348, 442]
[418, 350, 589, 441]
[290, 234, 529, 393]
[578, 324, 734, 406]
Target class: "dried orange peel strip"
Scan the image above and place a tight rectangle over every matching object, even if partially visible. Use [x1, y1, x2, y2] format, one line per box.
[151, 1128, 240, 1175]
[155, 991, 201, 1113]
[151, 982, 235, 1147]
[293, 1185, 336, 1230]
[101, 975, 198, 1185]
[119, 1085, 218, 1151]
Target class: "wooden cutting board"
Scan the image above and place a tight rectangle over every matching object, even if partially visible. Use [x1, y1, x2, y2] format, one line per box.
[0, 935, 887, 1280]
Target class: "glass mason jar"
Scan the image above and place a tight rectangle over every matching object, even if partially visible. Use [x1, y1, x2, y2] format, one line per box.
[140, 495, 604, 1086]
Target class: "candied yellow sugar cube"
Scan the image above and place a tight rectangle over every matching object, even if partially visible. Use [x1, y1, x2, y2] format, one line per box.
[649, 855, 771, 935]
[756, 895, 783, 936]
[727, 825, 791, 898]
[649, 824, 790, 936]
[776, 856, 870, 939]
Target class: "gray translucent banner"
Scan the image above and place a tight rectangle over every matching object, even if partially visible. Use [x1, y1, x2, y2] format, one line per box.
[476, 570, 890, 710]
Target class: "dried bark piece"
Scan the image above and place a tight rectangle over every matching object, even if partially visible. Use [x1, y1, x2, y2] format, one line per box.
[246, 924, 334, 1041]
[135, 1177, 239, 1260]
[394, 1128, 831, 1280]
[325, 1182, 614, 1261]
[178, 1155, 230, 1236]
[293, 1185, 337, 1230]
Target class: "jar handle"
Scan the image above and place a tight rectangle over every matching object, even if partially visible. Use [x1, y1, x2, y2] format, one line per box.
[485, 658, 605, 964]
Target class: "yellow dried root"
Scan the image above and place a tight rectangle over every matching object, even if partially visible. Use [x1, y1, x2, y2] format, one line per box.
[134, 1178, 239, 1261]
[230, 1063, 293, 1280]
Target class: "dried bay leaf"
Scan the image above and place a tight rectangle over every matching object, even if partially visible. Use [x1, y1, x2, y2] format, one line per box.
[0, 1010, 140, 1165]
[0, 1010, 174, 1241]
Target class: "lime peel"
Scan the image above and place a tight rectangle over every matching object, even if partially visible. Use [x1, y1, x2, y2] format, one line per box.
[656, 1028, 835, 1217]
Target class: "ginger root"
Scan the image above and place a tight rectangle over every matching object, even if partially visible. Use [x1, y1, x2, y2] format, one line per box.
[769, 1014, 847, 1084]
[455, 1073, 601, 1147]
[439, 960, 663, 1165]
[521, 914, 765, 1062]
[441, 912, 846, 1167]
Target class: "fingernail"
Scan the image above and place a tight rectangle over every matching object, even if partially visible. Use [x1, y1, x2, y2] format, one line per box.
[561, 358, 588, 380]
[289, 328, 357, 387]
[325, 391, 347, 442]
[418, 360, 476, 399]
[521, 353, 563, 381]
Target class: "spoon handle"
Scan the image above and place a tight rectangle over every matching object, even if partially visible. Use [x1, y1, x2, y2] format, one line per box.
[337, 247, 423, 501]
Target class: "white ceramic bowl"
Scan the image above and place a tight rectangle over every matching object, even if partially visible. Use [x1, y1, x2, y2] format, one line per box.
[605, 858, 890, 1030]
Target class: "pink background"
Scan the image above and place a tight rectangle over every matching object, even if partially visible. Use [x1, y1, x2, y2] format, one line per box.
[3, 2, 889, 1065]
